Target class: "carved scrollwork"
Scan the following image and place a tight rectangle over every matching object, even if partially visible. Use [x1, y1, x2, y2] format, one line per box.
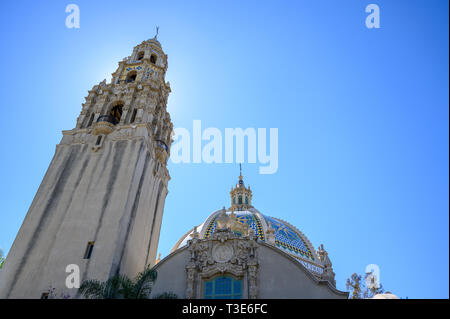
[113, 86, 128, 96]
[111, 128, 134, 140]
[185, 228, 259, 299]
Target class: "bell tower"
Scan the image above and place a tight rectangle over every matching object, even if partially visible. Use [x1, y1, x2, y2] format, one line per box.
[0, 35, 173, 298]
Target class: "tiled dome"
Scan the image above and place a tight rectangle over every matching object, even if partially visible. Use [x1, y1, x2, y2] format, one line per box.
[171, 208, 317, 262]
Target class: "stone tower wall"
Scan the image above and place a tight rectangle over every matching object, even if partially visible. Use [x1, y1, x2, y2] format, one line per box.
[0, 38, 173, 299]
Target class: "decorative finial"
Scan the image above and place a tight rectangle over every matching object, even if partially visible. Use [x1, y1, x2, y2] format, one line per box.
[155, 25, 159, 39]
[190, 226, 199, 239]
[238, 163, 244, 186]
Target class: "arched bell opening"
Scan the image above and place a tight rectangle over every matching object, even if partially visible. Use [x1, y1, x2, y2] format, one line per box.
[109, 103, 123, 125]
[125, 70, 137, 83]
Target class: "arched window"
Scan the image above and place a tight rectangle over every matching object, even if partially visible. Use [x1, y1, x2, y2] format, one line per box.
[137, 51, 144, 61]
[238, 195, 242, 205]
[125, 71, 137, 83]
[87, 113, 95, 127]
[150, 54, 157, 64]
[109, 103, 123, 124]
[204, 276, 242, 299]
[245, 196, 248, 205]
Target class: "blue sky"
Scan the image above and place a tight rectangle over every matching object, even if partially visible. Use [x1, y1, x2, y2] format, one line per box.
[0, 0, 448, 298]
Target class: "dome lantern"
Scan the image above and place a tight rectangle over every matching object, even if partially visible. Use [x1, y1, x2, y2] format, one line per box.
[230, 165, 252, 211]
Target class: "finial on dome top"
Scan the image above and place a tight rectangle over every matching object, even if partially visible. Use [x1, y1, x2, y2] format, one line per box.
[238, 163, 244, 186]
[154, 25, 159, 39]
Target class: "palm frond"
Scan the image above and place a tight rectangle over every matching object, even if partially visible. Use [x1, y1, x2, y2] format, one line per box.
[79, 279, 105, 299]
[118, 276, 135, 299]
[103, 275, 125, 299]
[133, 266, 158, 299]
[79, 266, 160, 299]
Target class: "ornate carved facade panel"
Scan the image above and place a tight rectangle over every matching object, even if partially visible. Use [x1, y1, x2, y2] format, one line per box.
[185, 226, 259, 299]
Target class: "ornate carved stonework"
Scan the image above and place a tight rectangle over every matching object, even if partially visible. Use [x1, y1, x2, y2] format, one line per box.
[111, 127, 134, 141]
[92, 121, 114, 135]
[212, 243, 233, 263]
[113, 86, 128, 96]
[317, 244, 336, 287]
[185, 224, 259, 299]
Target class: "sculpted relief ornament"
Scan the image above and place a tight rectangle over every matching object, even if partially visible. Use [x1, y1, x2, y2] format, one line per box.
[111, 127, 134, 141]
[185, 212, 259, 299]
[212, 244, 233, 263]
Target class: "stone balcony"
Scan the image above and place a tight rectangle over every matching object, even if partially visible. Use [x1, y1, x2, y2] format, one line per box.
[92, 115, 116, 135]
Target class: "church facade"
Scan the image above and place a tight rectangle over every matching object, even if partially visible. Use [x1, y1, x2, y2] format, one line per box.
[0, 38, 347, 299]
